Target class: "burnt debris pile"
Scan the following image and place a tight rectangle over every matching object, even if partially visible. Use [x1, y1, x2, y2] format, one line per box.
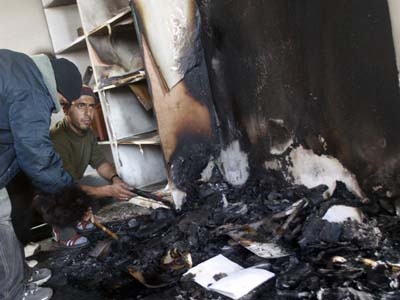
[37, 169, 400, 299]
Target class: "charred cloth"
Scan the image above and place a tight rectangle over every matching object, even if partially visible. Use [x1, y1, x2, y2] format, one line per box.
[33, 171, 400, 300]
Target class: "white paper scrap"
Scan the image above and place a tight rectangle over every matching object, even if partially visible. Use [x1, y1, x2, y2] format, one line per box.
[210, 268, 275, 300]
[184, 254, 243, 288]
[184, 254, 275, 299]
[322, 205, 363, 223]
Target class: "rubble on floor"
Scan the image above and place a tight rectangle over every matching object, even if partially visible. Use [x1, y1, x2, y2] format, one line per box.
[33, 169, 400, 299]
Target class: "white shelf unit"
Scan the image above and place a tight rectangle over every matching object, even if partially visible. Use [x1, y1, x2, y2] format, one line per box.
[77, 0, 131, 34]
[42, 0, 167, 188]
[43, 2, 89, 74]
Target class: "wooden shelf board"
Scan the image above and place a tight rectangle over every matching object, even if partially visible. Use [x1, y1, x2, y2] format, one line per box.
[137, 180, 169, 192]
[87, 7, 132, 36]
[96, 69, 146, 92]
[44, 0, 76, 8]
[117, 131, 160, 145]
[55, 35, 86, 54]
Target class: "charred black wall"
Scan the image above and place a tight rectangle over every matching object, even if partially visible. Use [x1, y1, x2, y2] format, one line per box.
[197, 1, 307, 150]
[197, 0, 400, 196]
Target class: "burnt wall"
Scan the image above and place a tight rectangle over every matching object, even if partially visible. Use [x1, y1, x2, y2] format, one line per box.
[197, 1, 307, 150]
[197, 0, 400, 196]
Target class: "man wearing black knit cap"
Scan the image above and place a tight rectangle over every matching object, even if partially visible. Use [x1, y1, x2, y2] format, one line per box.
[52, 86, 134, 201]
[0, 49, 82, 300]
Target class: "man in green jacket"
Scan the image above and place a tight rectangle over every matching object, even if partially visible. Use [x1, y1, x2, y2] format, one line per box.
[50, 86, 134, 246]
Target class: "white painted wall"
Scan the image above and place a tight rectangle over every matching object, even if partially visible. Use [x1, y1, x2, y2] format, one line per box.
[0, 0, 53, 54]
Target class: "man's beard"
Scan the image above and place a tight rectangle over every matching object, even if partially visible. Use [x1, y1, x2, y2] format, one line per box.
[78, 125, 90, 133]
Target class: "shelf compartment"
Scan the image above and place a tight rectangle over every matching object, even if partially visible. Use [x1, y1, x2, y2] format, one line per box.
[44, 4, 82, 53]
[88, 9, 133, 36]
[117, 131, 160, 145]
[77, 0, 130, 34]
[103, 87, 157, 141]
[55, 35, 86, 54]
[117, 144, 167, 187]
[43, 0, 76, 9]
[87, 25, 143, 83]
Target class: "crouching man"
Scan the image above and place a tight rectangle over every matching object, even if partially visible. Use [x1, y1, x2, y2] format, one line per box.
[0, 49, 82, 300]
[50, 86, 134, 247]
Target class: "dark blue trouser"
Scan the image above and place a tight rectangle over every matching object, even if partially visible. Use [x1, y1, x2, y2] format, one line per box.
[0, 188, 24, 299]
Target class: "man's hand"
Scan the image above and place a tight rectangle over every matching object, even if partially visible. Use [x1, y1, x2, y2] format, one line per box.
[107, 177, 135, 201]
[79, 172, 136, 201]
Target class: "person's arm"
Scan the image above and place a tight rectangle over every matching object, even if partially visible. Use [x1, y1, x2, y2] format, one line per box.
[10, 90, 72, 193]
[79, 162, 135, 201]
[96, 161, 119, 181]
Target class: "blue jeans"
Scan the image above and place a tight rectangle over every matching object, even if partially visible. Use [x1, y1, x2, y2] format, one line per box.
[0, 188, 24, 299]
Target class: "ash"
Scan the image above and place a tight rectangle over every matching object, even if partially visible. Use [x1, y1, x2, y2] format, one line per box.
[34, 169, 400, 300]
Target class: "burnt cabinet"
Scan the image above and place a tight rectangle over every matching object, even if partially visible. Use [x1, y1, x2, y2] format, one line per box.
[42, 0, 167, 188]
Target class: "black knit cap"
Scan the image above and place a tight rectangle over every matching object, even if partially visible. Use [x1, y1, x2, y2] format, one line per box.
[81, 85, 99, 103]
[50, 58, 82, 102]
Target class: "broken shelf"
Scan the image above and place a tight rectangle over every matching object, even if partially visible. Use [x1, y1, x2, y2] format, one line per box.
[95, 69, 146, 92]
[55, 35, 86, 54]
[117, 131, 160, 145]
[43, 0, 76, 9]
[87, 7, 132, 36]
[137, 179, 168, 192]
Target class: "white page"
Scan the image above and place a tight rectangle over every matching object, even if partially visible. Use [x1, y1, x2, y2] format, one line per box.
[184, 254, 243, 288]
[209, 268, 275, 300]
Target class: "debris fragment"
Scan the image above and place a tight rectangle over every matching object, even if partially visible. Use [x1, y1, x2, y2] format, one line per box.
[161, 249, 192, 270]
[88, 240, 112, 260]
[322, 205, 363, 223]
[32, 170, 400, 299]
